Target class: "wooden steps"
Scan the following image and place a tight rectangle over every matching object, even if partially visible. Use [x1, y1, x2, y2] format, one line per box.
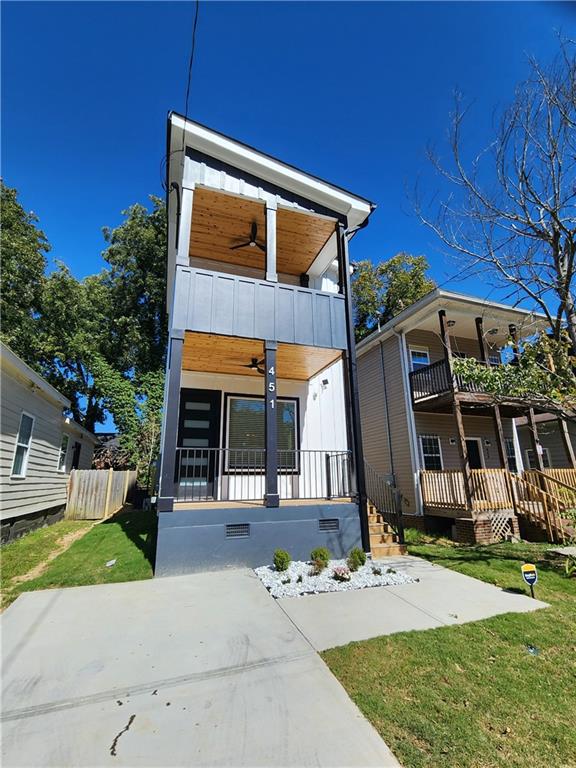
[367, 504, 407, 557]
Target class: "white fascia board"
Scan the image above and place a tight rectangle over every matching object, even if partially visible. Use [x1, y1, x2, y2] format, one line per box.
[0, 342, 70, 409]
[169, 114, 373, 227]
[64, 417, 98, 444]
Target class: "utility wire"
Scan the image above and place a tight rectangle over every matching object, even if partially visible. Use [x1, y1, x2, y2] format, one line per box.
[180, 0, 201, 173]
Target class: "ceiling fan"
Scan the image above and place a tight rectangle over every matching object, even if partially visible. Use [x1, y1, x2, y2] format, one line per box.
[230, 222, 266, 252]
[242, 357, 265, 375]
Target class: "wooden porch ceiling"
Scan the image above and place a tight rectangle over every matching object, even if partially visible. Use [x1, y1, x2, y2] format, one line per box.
[189, 188, 336, 276]
[182, 331, 342, 381]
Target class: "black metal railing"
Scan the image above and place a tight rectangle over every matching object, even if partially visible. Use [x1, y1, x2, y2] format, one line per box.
[410, 358, 496, 403]
[174, 448, 354, 503]
[364, 461, 404, 542]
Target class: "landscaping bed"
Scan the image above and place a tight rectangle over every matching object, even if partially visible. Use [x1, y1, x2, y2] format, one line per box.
[255, 546, 415, 598]
[256, 558, 415, 598]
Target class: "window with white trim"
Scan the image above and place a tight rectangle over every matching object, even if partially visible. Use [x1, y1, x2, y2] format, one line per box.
[409, 347, 430, 371]
[419, 435, 443, 470]
[57, 434, 70, 473]
[525, 447, 551, 469]
[226, 396, 298, 470]
[505, 437, 518, 473]
[11, 413, 34, 478]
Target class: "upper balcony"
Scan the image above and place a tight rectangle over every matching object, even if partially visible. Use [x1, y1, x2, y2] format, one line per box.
[409, 358, 494, 408]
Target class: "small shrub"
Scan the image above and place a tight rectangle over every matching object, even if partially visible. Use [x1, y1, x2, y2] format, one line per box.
[309, 558, 325, 576]
[273, 549, 291, 572]
[332, 565, 351, 582]
[372, 567, 382, 576]
[296, 574, 303, 584]
[281, 577, 291, 585]
[347, 547, 367, 572]
[565, 555, 576, 579]
[310, 546, 331, 566]
[387, 567, 397, 575]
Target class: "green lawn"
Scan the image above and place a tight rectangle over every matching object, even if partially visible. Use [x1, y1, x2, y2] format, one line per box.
[2, 508, 156, 609]
[323, 531, 576, 768]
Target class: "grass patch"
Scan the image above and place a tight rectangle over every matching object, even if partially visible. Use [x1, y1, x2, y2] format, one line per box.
[3, 508, 156, 609]
[323, 530, 576, 768]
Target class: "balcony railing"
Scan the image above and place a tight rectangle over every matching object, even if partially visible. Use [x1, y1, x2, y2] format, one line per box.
[175, 448, 354, 503]
[409, 358, 493, 403]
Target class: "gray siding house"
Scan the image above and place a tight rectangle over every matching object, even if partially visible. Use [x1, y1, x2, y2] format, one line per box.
[0, 342, 97, 541]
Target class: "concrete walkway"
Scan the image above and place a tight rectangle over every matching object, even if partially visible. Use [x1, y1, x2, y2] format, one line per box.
[1, 570, 399, 768]
[278, 556, 548, 650]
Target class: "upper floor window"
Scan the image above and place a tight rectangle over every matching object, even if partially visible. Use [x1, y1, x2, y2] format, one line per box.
[409, 347, 430, 371]
[525, 447, 551, 470]
[419, 435, 443, 471]
[57, 434, 70, 473]
[11, 412, 34, 478]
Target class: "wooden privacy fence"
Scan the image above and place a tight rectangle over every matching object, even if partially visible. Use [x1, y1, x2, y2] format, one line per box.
[66, 469, 138, 520]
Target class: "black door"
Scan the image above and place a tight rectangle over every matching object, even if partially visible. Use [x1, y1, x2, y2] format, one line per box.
[177, 389, 221, 500]
[466, 439, 483, 469]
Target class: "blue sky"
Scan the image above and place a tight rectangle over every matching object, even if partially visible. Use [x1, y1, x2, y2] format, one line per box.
[2, 1, 574, 295]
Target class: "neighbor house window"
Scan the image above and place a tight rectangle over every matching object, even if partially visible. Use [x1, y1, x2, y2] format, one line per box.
[11, 413, 34, 478]
[57, 434, 70, 472]
[488, 353, 501, 366]
[226, 396, 298, 470]
[525, 447, 551, 470]
[419, 435, 443, 470]
[505, 437, 518, 473]
[409, 347, 430, 371]
[71, 441, 82, 470]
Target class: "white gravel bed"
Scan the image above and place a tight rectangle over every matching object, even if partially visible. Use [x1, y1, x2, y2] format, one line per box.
[255, 559, 417, 599]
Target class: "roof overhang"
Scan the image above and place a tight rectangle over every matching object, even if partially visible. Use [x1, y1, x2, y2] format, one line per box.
[356, 289, 550, 356]
[167, 113, 374, 230]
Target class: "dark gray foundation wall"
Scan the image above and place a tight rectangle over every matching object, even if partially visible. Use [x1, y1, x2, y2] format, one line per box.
[155, 503, 362, 576]
[1, 505, 66, 545]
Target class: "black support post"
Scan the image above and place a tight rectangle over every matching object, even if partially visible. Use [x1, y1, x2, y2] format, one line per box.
[264, 340, 279, 508]
[337, 223, 370, 553]
[158, 329, 185, 513]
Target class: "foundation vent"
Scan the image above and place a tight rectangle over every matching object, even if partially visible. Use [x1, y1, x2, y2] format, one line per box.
[318, 518, 339, 533]
[225, 523, 250, 539]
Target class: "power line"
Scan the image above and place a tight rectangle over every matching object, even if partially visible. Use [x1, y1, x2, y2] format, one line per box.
[180, 0, 201, 173]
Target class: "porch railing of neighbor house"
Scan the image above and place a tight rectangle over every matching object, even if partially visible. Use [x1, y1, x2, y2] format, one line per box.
[410, 359, 496, 403]
[364, 461, 404, 542]
[174, 448, 353, 503]
[420, 468, 568, 542]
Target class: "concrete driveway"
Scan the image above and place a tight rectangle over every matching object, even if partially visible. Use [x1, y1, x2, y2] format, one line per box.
[1, 571, 399, 767]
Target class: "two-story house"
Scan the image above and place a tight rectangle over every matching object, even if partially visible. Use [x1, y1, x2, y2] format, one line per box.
[356, 289, 568, 544]
[156, 114, 403, 575]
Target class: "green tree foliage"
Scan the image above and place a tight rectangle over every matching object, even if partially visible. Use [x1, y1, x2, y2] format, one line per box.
[0, 182, 49, 359]
[352, 253, 435, 341]
[0, 189, 167, 476]
[453, 335, 576, 422]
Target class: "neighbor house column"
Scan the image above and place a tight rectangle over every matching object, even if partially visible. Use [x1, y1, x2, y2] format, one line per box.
[527, 407, 545, 472]
[558, 418, 576, 468]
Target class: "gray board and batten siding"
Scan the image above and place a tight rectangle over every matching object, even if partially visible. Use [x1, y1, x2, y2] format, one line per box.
[172, 266, 347, 349]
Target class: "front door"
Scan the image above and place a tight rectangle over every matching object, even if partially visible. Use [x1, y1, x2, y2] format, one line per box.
[466, 439, 483, 469]
[177, 389, 221, 500]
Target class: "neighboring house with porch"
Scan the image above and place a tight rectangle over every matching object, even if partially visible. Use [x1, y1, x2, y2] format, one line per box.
[156, 114, 404, 575]
[356, 289, 573, 544]
[0, 342, 97, 542]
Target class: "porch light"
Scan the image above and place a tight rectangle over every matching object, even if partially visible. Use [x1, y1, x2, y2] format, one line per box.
[447, 320, 456, 328]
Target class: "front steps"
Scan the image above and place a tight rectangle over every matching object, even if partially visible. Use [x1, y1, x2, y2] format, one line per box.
[367, 503, 407, 557]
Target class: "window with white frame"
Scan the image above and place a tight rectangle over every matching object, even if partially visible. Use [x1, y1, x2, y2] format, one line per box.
[226, 396, 298, 470]
[57, 434, 70, 473]
[409, 347, 430, 371]
[419, 435, 443, 470]
[11, 413, 34, 478]
[505, 437, 518, 473]
[525, 447, 551, 469]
